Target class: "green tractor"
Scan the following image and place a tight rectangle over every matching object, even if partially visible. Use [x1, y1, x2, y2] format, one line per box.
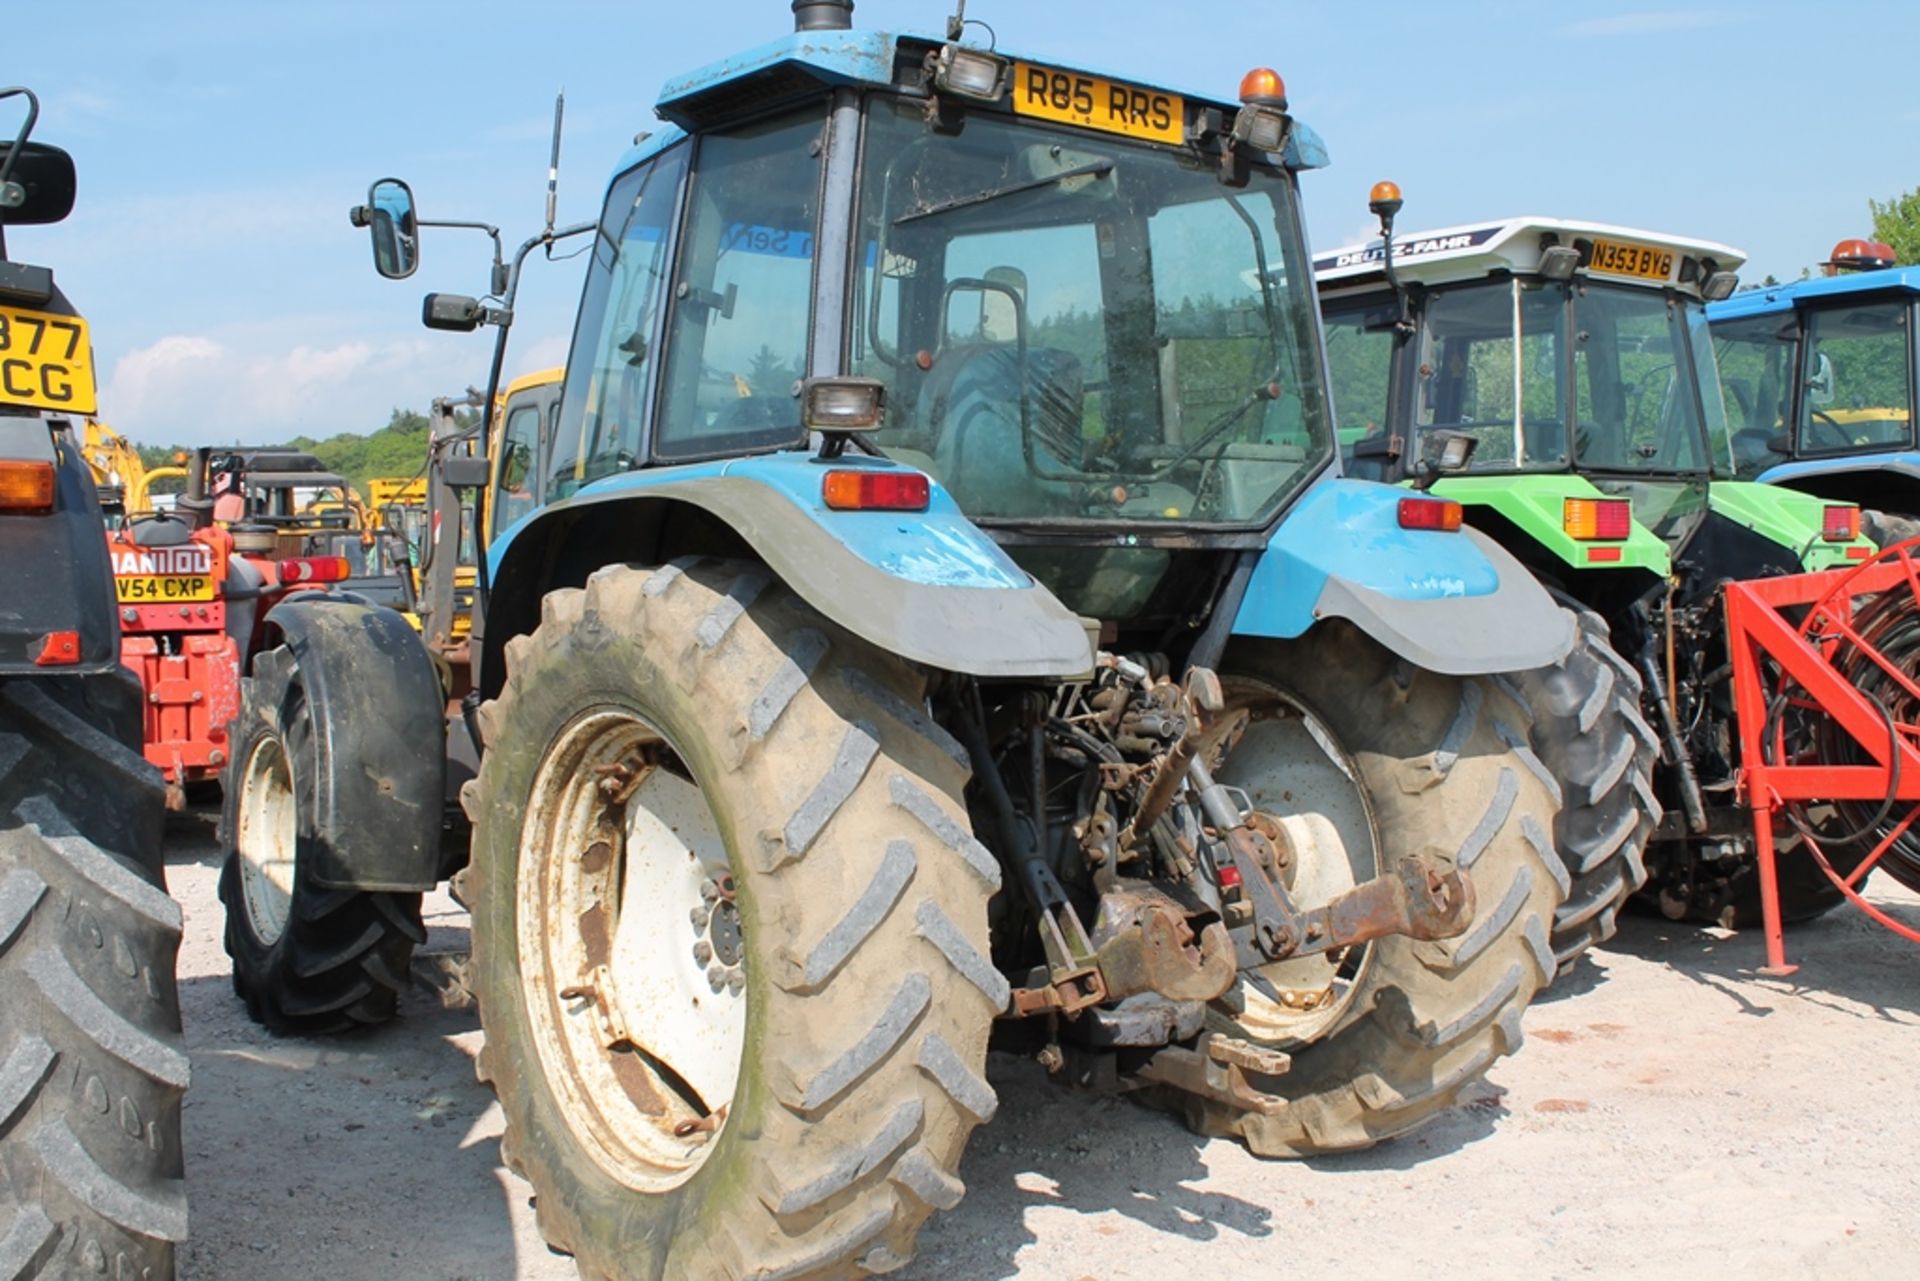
[216, 8, 1589, 1275]
[1318, 192, 1879, 930]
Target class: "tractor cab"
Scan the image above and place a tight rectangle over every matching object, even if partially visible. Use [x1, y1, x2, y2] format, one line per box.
[365, 26, 1337, 647]
[1317, 213, 1871, 578]
[1707, 241, 1920, 533]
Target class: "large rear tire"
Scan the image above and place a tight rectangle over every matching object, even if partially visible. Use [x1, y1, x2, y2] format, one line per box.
[1504, 603, 1658, 971]
[1166, 622, 1562, 1155]
[217, 645, 424, 1034]
[467, 559, 1000, 1280]
[0, 676, 186, 1279]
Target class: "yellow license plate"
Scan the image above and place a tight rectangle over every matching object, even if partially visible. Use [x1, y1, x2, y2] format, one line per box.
[0, 303, 94, 414]
[115, 575, 215, 604]
[1011, 63, 1183, 145]
[1589, 238, 1675, 283]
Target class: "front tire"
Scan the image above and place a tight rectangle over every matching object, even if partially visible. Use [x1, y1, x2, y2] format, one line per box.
[218, 645, 424, 1034]
[0, 676, 185, 1279]
[468, 560, 1001, 1280]
[1169, 622, 1563, 1155]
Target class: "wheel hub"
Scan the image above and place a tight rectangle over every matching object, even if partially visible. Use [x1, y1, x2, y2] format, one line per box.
[234, 736, 297, 946]
[517, 709, 747, 1193]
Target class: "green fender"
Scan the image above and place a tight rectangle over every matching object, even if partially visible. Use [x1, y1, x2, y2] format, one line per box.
[1706, 480, 1874, 571]
[1432, 474, 1671, 575]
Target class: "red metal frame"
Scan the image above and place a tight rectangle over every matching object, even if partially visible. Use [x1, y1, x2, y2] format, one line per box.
[1725, 544, 1920, 974]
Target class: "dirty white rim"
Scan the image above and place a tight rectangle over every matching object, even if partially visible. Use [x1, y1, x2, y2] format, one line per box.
[1215, 683, 1381, 1046]
[516, 707, 746, 1192]
[235, 735, 297, 946]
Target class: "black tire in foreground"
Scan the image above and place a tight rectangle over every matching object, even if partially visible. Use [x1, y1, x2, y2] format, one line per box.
[0, 675, 185, 1279]
[1503, 603, 1659, 972]
[467, 559, 1000, 1280]
[218, 645, 424, 1035]
[1166, 621, 1563, 1155]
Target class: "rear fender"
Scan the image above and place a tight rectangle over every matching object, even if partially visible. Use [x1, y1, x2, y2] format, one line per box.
[482, 453, 1091, 697]
[1707, 479, 1872, 571]
[1231, 479, 1574, 675]
[257, 597, 445, 892]
[1433, 473, 1671, 575]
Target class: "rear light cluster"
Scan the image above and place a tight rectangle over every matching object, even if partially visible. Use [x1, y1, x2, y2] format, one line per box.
[821, 470, 930, 512]
[1563, 498, 1632, 541]
[0, 460, 55, 513]
[1823, 505, 1861, 542]
[276, 556, 353, 585]
[1396, 497, 1463, 532]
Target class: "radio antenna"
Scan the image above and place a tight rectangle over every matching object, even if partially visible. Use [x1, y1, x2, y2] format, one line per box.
[543, 89, 564, 241]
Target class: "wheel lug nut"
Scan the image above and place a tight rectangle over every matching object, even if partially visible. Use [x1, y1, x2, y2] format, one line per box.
[689, 907, 707, 930]
[706, 963, 727, 993]
[726, 970, 744, 996]
[692, 940, 712, 965]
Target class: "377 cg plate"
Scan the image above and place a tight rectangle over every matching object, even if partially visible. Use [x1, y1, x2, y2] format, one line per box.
[0, 303, 94, 414]
[1588, 238, 1675, 284]
[1011, 62, 1183, 145]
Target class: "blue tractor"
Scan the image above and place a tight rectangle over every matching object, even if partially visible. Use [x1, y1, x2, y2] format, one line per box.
[218, 6, 1580, 1274]
[1707, 237, 1920, 897]
[1708, 239, 1918, 546]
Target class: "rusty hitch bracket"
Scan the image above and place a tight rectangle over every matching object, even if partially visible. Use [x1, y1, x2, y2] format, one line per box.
[1228, 849, 1477, 967]
[1126, 1032, 1291, 1116]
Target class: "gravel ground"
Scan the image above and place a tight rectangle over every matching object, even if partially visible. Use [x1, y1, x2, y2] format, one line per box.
[167, 807, 1919, 1281]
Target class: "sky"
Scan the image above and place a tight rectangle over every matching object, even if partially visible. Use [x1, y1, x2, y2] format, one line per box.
[10, 0, 1917, 447]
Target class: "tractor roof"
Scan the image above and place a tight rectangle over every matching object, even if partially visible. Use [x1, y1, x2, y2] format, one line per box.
[1707, 262, 1920, 323]
[1314, 216, 1746, 298]
[615, 28, 1326, 175]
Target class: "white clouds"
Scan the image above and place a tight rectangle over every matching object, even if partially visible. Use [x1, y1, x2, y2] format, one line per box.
[100, 331, 486, 446]
[1560, 10, 1737, 38]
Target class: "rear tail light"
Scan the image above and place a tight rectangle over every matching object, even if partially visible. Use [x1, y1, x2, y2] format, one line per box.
[276, 556, 352, 584]
[1563, 497, 1632, 541]
[1823, 505, 1861, 542]
[0, 461, 56, 512]
[822, 470, 930, 512]
[1397, 497, 1463, 531]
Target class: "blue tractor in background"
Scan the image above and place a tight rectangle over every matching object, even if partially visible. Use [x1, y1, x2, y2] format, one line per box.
[1709, 237, 1919, 544]
[217, 6, 1581, 1275]
[1707, 238, 1920, 899]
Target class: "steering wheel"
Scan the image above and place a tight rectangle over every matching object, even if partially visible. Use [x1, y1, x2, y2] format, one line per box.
[1809, 409, 1852, 450]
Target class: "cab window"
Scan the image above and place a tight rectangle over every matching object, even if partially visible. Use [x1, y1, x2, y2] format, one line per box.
[1799, 300, 1913, 454]
[493, 401, 543, 533]
[655, 109, 826, 460]
[552, 143, 688, 499]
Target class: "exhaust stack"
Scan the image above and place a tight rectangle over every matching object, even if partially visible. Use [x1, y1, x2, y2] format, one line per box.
[792, 0, 852, 31]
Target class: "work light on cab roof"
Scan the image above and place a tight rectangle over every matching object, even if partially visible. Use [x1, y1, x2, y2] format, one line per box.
[1824, 237, 1898, 274]
[1230, 67, 1290, 153]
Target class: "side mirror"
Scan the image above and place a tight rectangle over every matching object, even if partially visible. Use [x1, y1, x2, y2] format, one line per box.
[422, 292, 483, 333]
[1806, 351, 1836, 406]
[439, 455, 491, 489]
[0, 141, 76, 226]
[350, 177, 419, 280]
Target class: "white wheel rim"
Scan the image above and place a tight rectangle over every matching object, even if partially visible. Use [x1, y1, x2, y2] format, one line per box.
[235, 736, 297, 946]
[1215, 684, 1380, 1045]
[516, 707, 745, 1192]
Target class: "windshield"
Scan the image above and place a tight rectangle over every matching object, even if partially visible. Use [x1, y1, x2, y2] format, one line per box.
[853, 96, 1331, 526]
[1351, 278, 1713, 477]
